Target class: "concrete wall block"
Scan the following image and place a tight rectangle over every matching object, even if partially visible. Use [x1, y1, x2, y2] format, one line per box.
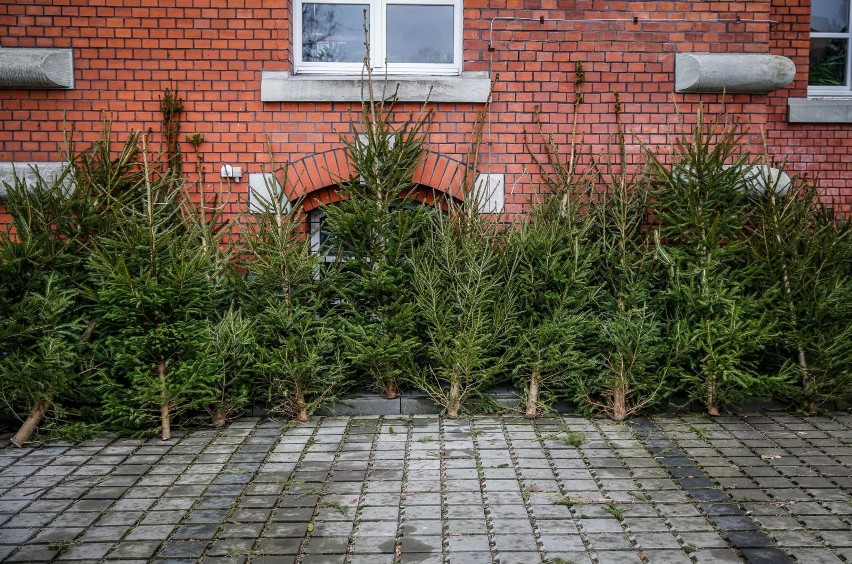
[248, 172, 287, 213]
[675, 53, 795, 94]
[0, 162, 67, 200]
[0, 48, 74, 89]
[473, 173, 504, 214]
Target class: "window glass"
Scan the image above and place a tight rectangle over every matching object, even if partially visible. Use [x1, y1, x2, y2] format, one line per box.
[811, 0, 850, 32]
[302, 3, 369, 63]
[810, 38, 849, 86]
[385, 4, 454, 64]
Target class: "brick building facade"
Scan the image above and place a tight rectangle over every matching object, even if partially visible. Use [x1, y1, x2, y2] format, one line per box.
[1, 0, 850, 225]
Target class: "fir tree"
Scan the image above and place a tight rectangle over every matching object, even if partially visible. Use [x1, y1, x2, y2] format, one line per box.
[509, 123, 597, 418]
[508, 194, 598, 418]
[90, 137, 218, 439]
[241, 178, 343, 422]
[206, 307, 254, 427]
[576, 94, 670, 421]
[321, 91, 432, 399]
[575, 158, 669, 421]
[0, 166, 88, 444]
[750, 174, 852, 413]
[650, 111, 781, 416]
[0, 276, 84, 446]
[412, 207, 514, 418]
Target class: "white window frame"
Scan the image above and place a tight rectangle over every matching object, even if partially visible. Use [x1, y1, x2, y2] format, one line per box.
[809, 0, 852, 95]
[294, 0, 462, 76]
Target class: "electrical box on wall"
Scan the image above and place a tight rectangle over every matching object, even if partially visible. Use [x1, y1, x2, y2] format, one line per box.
[220, 164, 242, 181]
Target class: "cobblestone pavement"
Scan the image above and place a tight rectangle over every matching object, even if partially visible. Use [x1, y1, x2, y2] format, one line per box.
[0, 413, 850, 563]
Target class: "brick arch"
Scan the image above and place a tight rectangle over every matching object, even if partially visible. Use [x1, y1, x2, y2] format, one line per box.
[284, 148, 473, 212]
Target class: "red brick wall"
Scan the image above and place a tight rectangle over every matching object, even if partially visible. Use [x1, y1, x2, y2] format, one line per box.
[1, 0, 849, 227]
[767, 0, 851, 209]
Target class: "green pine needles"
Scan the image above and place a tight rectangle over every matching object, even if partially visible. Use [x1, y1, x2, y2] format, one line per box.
[3, 88, 852, 442]
[90, 138, 221, 439]
[412, 208, 515, 419]
[650, 111, 786, 415]
[240, 178, 343, 422]
[321, 90, 433, 399]
[750, 174, 852, 414]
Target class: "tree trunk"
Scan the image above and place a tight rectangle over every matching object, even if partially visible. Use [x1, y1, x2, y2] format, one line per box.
[296, 392, 309, 422]
[779, 238, 812, 411]
[612, 377, 627, 421]
[525, 366, 540, 419]
[383, 377, 399, 400]
[706, 376, 719, 417]
[211, 408, 227, 428]
[447, 377, 461, 419]
[10, 400, 49, 447]
[159, 360, 171, 440]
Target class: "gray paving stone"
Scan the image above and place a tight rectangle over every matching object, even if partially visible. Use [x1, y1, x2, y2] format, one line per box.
[96, 510, 143, 526]
[0, 527, 38, 544]
[301, 535, 348, 554]
[594, 550, 643, 563]
[157, 540, 209, 558]
[77, 525, 132, 542]
[125, 524, 177, 540]
[139, 510, 187, 525]
[739, 548, 797, 563]
[107, 540, 163, 559]
[633, 531, 684, 551]
[585, 532, 633, 551]
[220, 522, 266, 538]
[496, 551, 544, 564]
[54, 541, 112, 560]
[172, 523, 220, 540]
[3, 413, 852, 564]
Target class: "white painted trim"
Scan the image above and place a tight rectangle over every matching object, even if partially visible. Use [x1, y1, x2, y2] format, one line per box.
[294, 0, 462, 76]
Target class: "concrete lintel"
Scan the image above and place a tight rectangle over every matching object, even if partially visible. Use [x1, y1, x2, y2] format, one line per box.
[261, 71, 491, 103]
[675, 53, 795, 94]
[788, 97, 852, 123]
[0, 162, 67, 201]
[0, 48, 74, 89]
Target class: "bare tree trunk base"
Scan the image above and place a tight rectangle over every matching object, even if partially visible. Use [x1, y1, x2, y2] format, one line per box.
[612, 381, 627, 422]
[383, 380, 399, 400]
[211, 411, 227, 428]
[161, 404, 172, 441]
[447, 378, 461, 419]
[707, 406, 720, 417]
[159, 360, 171, 440]
[296, 392, 309, 422]
[10, 401, 49, 447]
[525, 370, 540, 419]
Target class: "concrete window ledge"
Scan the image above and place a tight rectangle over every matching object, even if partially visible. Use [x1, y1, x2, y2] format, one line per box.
[788, 97, 852, 123]
[0, 48, 74, 89]
[261, 71, 491, 103]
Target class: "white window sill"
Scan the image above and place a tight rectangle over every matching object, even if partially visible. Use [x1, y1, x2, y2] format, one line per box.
[260, 71, 491, 103]
[788, 97, 852, 123]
